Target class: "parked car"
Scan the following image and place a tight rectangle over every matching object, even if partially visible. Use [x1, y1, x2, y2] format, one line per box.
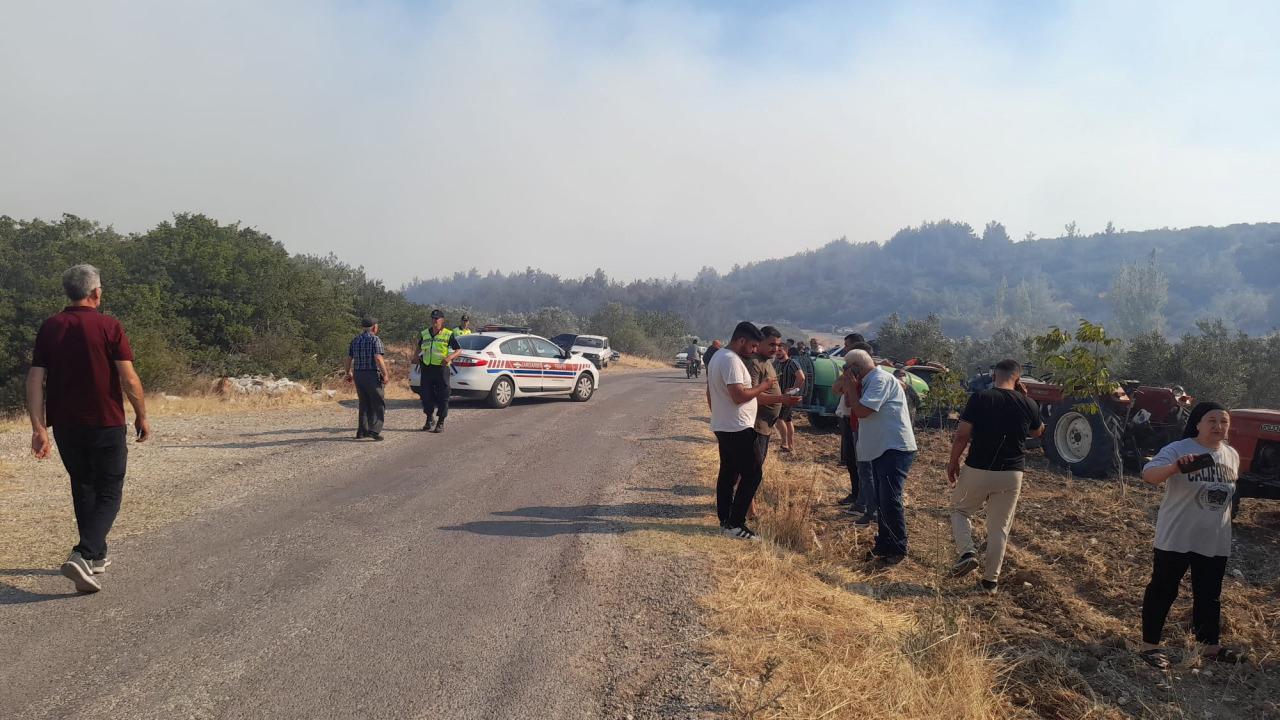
[419, 332, 599, 409]
[550, 334, 612, 369]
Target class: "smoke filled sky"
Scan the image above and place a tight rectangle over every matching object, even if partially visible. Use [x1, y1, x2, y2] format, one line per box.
[3, 1, 1278, 285]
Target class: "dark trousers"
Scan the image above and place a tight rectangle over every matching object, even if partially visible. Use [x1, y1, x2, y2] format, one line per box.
[354, 370, 386, 435]
[870, 449, 915, 557]
[1142, 548, 1228, 645]
[420, 364, 451, 420]
[754, 432, 770, 467]
[839, 417, 859, 497]
[53, 425, 127, 561]
[715, 428, 763, 528]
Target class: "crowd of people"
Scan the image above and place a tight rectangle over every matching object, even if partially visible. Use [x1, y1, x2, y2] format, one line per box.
[21, 265, 1251, 666]
[702, 320, 1249, 666]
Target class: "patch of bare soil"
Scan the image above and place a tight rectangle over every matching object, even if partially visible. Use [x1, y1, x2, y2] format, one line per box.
[729, 410, 1280, 719]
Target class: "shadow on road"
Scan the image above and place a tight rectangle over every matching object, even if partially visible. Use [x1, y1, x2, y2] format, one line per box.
[635, 434, 712, 445]
[0, 570, 81, 605]
[629, 484, 714, 497]
[441, 502, 717, 539]
[181, 437, 354, 450]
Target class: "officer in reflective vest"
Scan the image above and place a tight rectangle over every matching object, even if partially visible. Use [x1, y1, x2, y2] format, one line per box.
[418, 309, 462, 433]
[455, 314, 474, 336]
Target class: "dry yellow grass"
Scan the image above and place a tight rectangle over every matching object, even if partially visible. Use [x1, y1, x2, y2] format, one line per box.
[660, 400, 1280, 720]
[634, 397, 1014, 719]
[612, 354, 671, 371]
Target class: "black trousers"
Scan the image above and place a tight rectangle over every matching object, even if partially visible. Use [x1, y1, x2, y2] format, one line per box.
[420, 364, 451, 420]
[715, 428, 763, 528]
[1142, 548, 1228, 646]
[839, 416, 859, 497]
[53, 425, 127, 561]
[353, 370, 385, 435]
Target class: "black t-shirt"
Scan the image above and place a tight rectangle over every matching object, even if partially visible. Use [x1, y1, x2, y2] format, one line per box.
[702, 346, 720, 366]
[960, 388, 1043, 471]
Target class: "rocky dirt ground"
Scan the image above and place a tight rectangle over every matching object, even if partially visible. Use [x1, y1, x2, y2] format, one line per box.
[651, 393, 1279, 719]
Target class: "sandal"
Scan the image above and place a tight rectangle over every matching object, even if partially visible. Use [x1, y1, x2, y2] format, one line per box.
[1204, 647, 1247, 665]
[1140, 649, 1171, 670]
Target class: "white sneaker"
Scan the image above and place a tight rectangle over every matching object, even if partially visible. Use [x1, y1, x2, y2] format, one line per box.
[60, 552, 102, 593]
[723, 525, 761, 541]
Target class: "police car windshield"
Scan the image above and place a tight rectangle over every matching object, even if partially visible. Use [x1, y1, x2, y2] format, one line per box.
[575, 337, 605, 348]
[458, 335, 497, 350]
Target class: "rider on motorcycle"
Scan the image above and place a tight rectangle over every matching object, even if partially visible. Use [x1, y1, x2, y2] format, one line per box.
[684, 342, 703, 378]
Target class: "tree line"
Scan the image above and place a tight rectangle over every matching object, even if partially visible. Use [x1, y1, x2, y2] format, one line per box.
[0, 214, 434, 411]
[0, 213, 692, 413]
[403, 220, 1280, 341]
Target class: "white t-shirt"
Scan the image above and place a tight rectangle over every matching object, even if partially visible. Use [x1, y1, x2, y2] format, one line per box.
[1143, 438, 1239, 557]
[855, 367, 918, 461]
[708, 349, 756, 433]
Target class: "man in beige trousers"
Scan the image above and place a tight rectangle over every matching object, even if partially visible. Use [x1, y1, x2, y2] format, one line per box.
[946, 359, 1043, 594]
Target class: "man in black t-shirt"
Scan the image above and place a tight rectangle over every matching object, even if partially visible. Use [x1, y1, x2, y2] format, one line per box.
[945, 359, 1044, 593]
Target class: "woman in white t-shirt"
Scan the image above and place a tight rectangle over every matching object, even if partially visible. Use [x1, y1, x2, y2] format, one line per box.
[1138, 402, 1245, 668]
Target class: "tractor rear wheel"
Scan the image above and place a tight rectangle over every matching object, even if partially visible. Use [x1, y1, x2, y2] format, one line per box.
[1044, 401, 1121, 478]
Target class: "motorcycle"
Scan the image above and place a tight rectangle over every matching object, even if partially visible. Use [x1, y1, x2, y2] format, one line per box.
[686, 355, 702, 379]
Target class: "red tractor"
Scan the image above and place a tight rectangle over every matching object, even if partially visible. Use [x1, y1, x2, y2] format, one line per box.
[1227, 409, 1280, 514]
[1025, 379, 1280, 512]
[1023, 380, 1194, 478]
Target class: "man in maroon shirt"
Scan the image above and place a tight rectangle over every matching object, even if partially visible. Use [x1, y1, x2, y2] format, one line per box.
[27, 264, 151, 593]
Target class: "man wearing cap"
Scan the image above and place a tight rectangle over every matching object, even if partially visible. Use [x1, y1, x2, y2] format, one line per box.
[345, 318, 389, 440]
[418, 309, 462, 433]
[455, 315, 474, 336]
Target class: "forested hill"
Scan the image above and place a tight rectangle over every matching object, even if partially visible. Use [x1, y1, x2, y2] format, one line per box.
[403, 221, 1280, 339]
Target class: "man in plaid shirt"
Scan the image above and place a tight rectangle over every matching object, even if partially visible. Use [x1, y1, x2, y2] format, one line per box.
[345, 318, 389, 440]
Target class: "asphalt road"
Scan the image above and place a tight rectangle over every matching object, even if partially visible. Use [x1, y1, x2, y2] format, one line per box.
[1, 370, 699, 720]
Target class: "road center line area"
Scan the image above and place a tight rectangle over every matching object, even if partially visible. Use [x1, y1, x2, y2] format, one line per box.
[0, 371, 716, 720]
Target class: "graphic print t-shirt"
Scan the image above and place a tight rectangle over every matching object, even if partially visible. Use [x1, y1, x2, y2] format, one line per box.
[1143, 439, 1239, 557]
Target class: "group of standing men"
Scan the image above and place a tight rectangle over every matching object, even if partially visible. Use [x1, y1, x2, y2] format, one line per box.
[344, 310, 472, 439]
[708, 323, 1045, 592]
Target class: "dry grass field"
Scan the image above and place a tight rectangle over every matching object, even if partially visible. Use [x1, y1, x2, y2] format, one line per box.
[645, 395, 1279, 719]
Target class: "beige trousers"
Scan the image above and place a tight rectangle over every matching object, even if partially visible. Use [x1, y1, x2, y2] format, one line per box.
[951, 466, 1023, 582]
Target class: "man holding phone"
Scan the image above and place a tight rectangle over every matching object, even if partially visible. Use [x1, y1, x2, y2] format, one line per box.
[27, 264, 151, 594]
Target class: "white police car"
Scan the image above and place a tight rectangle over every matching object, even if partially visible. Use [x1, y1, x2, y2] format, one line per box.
[436, 332, 600, 409]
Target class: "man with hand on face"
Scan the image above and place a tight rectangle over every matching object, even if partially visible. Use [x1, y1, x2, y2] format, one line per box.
[417, 309, 462, 433]
[845, 348, 918, 566]
[707, 322, 778, 541]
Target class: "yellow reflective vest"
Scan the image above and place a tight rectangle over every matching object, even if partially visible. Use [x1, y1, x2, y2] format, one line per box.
[455, 327, 473, 336]
[420, 326, 456, 366]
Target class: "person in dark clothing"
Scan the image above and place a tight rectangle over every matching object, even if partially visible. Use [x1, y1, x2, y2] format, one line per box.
[702, 339, 722, 368]
[833, 341, 875, 515]
[345, 318, 390, 440]
[946, 358, 1043, 593]
[418, 309, 462, 433]
[27, 264, 151, 594]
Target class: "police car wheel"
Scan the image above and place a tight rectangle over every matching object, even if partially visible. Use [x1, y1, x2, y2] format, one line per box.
[571, 374, 595, 402]
[487, 377, 515, 409]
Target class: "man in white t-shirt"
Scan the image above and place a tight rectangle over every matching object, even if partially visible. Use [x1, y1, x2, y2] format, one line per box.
[707, 322, 776, 540]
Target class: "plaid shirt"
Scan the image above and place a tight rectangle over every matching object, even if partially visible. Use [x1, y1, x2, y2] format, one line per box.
[348, 331, 385, 371]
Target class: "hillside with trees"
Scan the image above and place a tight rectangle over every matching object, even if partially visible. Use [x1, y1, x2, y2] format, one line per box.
[0, 213, 433, 411]
[403, 220, 1280, 341]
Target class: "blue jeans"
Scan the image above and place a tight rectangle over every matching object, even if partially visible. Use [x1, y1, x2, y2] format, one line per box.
[870, 449, 915, 557]
[853, 462, 876, 516]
